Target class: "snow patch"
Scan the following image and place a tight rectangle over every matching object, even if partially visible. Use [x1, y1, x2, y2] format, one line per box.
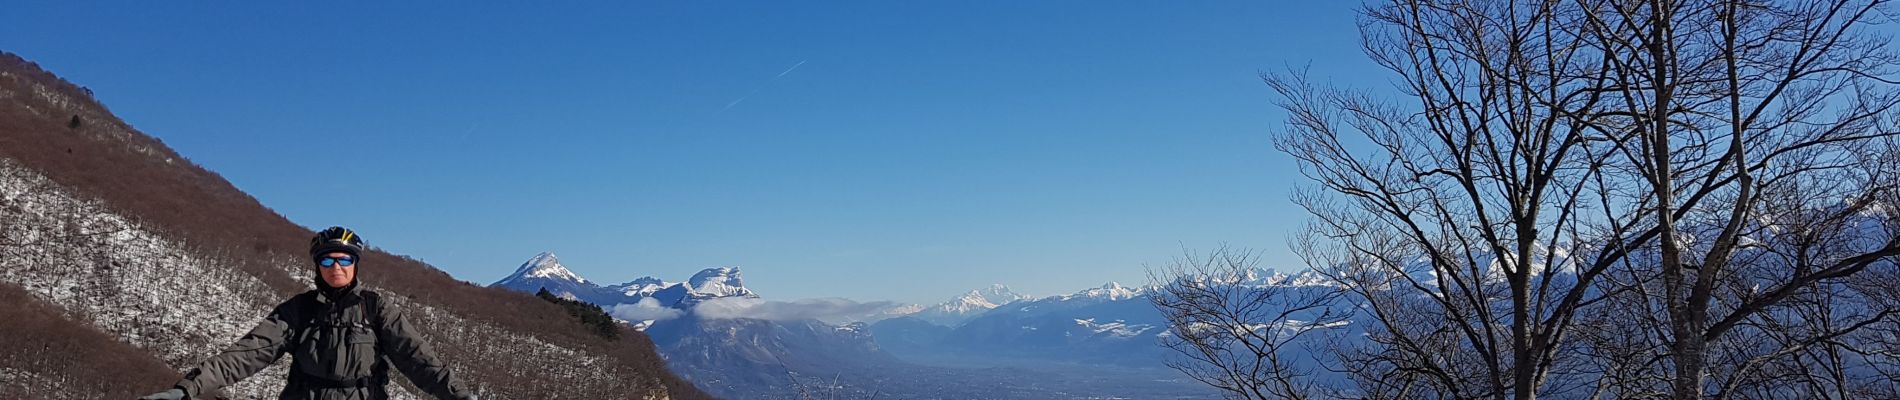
[1072, 318, 1159, 338]
[508, 252, 589, 284]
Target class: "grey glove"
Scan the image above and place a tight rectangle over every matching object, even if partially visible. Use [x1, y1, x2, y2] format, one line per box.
[136, 388, 185, 400]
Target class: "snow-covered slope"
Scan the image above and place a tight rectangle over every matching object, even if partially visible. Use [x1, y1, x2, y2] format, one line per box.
[0, 52, 705, 399]
[0, 143, 697, 399]
[669, 266, 760, 307]
[0, 160, 306, 398]
[685, 267, 753, 298]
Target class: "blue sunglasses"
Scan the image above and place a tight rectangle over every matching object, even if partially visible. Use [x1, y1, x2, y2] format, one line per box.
[317, 256, 356, 268]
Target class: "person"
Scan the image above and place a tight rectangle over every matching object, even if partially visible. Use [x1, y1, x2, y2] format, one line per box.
[138, 227, 475, 400]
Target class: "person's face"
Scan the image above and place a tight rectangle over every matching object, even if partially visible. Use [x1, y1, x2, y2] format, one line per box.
[316, 251, 356, 289]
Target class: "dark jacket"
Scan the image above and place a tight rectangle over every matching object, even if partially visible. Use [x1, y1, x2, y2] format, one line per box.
[173, 282, 472, 400]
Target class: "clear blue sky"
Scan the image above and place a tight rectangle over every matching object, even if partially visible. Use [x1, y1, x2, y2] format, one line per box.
[2, 1, 1385, 304]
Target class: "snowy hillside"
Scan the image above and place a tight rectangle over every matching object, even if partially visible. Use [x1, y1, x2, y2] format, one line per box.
[0, 52, 706, 399]
[0, 160, 306, 398]
[0, 142, 690, 399]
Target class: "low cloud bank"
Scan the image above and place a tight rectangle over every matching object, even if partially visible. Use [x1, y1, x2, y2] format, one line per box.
[692, 297, 901, 322]
[610, 297, 685, 322]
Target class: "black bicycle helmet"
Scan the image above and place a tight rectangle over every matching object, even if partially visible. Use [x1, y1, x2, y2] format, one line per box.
[309, 226, 365, 261]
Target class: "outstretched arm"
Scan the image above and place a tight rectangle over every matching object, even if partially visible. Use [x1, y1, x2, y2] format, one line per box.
[375, 299, 473, 399]
[173, 301, 295, 398]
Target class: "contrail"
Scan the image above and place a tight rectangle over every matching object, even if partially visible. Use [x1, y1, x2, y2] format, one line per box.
[774, 59, 807, 78]
[716, 59, 808, 115]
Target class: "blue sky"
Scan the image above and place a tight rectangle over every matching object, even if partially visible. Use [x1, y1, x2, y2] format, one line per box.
[2, 1, 1385, 303]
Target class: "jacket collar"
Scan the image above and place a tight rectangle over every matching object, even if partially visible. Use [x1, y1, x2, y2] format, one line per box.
[313, 276, 362, 305]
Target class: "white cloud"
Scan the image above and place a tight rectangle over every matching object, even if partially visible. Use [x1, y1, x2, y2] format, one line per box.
[692, 297, 901, 323]
[610, 297, 684, 322]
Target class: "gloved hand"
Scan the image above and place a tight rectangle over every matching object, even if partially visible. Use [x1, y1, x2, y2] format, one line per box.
[136, 388, 186, 400]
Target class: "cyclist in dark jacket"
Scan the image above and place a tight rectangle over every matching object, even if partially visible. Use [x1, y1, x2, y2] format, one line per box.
[139, 227, 475, 400]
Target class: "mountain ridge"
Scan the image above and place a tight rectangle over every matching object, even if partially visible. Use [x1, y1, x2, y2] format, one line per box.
[905, 283, 1028, 327]
[490, 252, 761, 310]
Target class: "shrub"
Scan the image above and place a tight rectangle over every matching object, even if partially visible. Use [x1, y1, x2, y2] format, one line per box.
[536, 288, 622, 340]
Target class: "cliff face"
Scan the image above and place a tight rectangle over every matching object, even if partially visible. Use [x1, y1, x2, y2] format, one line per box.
[0, 52, 710, 400]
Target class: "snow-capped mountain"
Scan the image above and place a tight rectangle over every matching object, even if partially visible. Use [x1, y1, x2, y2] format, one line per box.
[512, 252, 590, 283]
[686, 267, 753, 297]
[1066, 281, 1144, 302]
[906, 284, 1029, 327]
[1179, 267, 1335, 289]
[606, 276, 671, 298]
[670, 266, 759, 307]
[489, 254, 923, 398]
[492, 252, 625, 305]
[486, 253, 1226, 398]
[488, 253, 760, 309]
[995, 281, 1153, 316]
[874, 274, 1345, 368]
[873, 281, 1173, 366]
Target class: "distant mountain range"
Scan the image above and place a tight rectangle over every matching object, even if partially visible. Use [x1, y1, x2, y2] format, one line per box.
[878, 282, 1177, 367]
[905, 284, 1030, 326]
[488, 252, 1221, 399]
[491, 249, 1212, 372]
[493, 252, 760, 309]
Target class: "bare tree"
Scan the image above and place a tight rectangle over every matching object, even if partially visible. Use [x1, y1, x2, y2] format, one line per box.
[1149, 246, 1351, 400]
[1270, 0, 1634, 396]
[1567, 0, 1900, 398]
[1152, 0, 1900, 399]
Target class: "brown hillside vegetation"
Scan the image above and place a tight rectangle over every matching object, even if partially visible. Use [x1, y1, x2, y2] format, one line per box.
[0, 283, 176, 399]
[0, 51, 712, 399]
